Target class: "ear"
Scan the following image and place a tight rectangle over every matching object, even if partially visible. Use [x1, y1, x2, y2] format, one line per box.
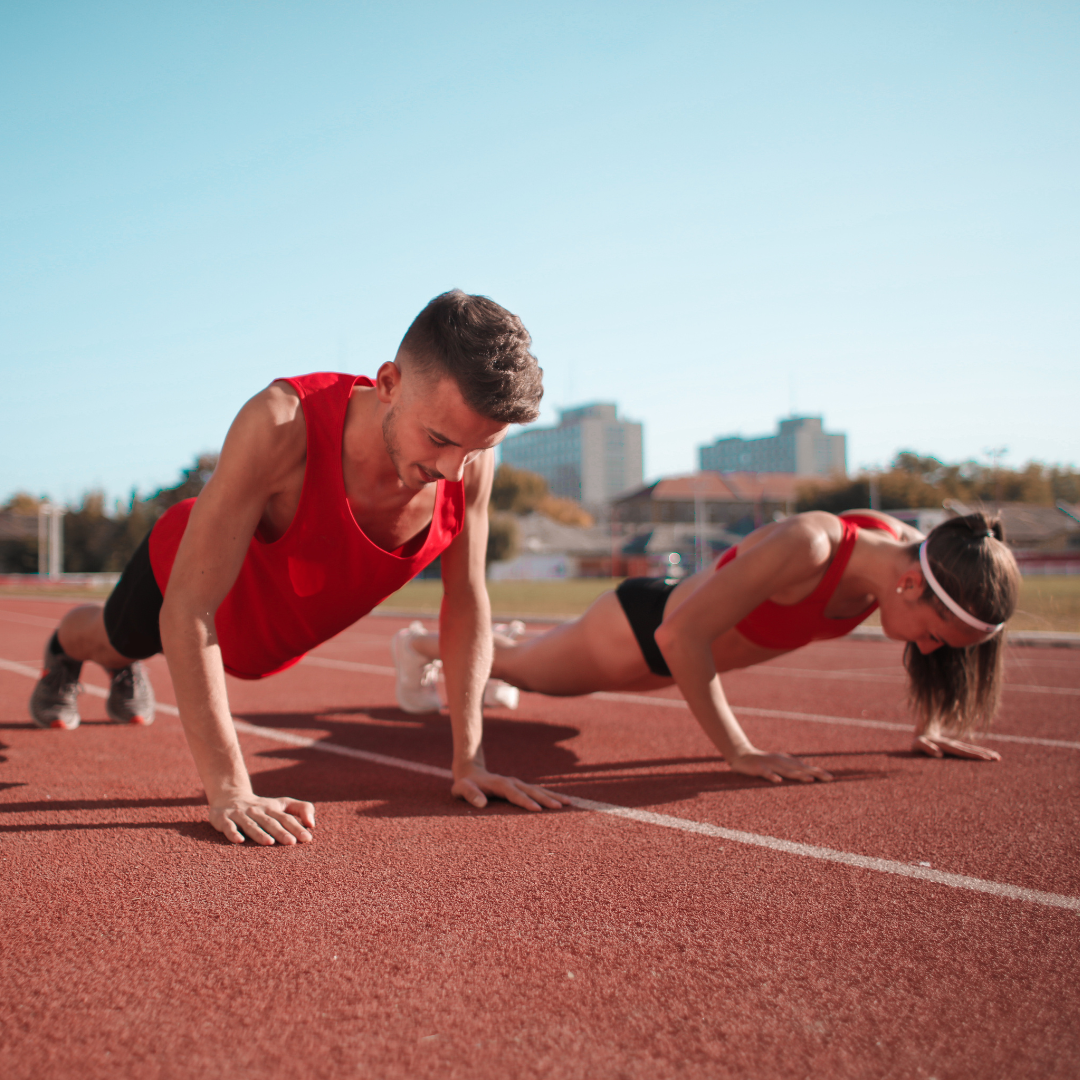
[374, 360, 402, 404]
[896, 565, 926, 597]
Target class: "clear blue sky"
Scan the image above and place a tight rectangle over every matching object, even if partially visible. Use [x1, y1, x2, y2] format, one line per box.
[2, 0, 1077, 508]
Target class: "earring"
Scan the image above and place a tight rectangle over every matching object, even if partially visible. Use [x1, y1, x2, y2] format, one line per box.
[896, 586, 903, 593]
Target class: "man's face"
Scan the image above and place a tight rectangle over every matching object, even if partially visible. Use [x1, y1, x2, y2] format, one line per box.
[381, 367, 508, 490]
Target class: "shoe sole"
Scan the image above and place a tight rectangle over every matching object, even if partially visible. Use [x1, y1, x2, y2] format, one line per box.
[390, 631, 442, 714]
[40, 716, 80, 731]
[106, 711, 154, 726]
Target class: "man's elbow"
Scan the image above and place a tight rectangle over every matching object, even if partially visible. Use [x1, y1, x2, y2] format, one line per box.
[159, 590, 216, 648]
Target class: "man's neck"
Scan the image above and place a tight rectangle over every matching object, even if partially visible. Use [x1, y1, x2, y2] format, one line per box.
[342, 384, 419, 508]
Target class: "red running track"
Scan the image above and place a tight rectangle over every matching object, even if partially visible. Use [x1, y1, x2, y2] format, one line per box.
[1, 597, 1078, 1079]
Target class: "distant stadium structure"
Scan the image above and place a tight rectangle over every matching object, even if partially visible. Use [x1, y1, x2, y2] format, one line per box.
[700, 416, 846, 478]
[499, 403, 643, 516]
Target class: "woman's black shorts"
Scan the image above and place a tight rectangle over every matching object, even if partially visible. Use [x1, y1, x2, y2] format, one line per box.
[614, 577, 678, 677]
[102, 531, 164, 661]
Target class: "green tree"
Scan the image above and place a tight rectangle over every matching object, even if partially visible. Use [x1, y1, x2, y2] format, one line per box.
[486, 513, 519, 565]
[797, 455, 1080, 514]
[490, 464, 549, 514]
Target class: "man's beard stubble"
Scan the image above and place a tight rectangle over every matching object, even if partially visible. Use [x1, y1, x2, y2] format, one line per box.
[380, 405, 409, 486]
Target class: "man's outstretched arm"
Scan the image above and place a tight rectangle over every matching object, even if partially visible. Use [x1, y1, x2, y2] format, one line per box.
[438, 451, 568, 812]
[159, 384, 316, 845]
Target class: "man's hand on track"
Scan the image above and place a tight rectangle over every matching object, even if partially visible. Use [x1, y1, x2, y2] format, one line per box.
[913, 734, 1001, 762]
[730, 749, 833, 784]
[451, 764, 570, 812]
[210, 795, 317, 845]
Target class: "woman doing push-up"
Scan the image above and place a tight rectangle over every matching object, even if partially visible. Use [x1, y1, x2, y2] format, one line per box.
[393, 510, 1020, 784]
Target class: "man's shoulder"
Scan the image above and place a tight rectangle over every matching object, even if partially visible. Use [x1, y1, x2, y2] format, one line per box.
[272, 372, 373, 398]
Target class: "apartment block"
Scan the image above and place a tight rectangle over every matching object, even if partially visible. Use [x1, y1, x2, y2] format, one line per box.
[499, 403, 644, 513]
[699, 416, 846, 477]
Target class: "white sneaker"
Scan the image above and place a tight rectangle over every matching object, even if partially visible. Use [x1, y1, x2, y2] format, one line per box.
[391, 622, 443, 714]
[492, 620, 526, 640]
[483, 679, 519, 710]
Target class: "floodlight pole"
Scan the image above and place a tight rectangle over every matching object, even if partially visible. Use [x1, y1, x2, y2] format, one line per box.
[38, 506, 48, 577]
[37, 502, 65, 581]
[694, 478, 706, 575]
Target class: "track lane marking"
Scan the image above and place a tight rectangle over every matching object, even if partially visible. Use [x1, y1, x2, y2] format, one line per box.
[2, 657, 1077, 914]
[742, 664, 1080, 696]
[3, 656, 1074, 752]
[589, 692, 1080, 751]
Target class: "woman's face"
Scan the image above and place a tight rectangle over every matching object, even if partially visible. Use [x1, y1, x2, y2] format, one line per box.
[880, 577, 995, 654]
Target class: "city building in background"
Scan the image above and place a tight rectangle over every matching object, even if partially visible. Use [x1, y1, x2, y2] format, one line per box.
[699, 416, 846, 477]
[499, 403, 643, 516]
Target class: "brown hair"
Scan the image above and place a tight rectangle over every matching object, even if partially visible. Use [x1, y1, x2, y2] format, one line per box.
[398, 290, 543, 424]
[903, 512, 1021, 736]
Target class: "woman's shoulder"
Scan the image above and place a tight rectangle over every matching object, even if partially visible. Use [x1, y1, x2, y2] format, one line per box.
[739, 512, 840, 570]
[838, 508, 922, 543]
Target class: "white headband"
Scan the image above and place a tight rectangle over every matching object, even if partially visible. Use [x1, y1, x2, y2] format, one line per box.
[918, 540, 1004, 635]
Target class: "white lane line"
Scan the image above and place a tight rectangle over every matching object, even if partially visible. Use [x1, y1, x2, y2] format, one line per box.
[5, 656, 1073, 752]
[743, 665, 1080, 696]
[591, 692, 1080, 751]
[566, 797, 1080, 913]
[1, 656, 1076, 914]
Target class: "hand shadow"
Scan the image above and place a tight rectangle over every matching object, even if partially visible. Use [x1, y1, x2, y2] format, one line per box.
[229, 706, 888, 817]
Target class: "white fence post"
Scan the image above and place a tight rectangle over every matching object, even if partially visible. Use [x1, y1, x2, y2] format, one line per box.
[37, 502, 65, 580]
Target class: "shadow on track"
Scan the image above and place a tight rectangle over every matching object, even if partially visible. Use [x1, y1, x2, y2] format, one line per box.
[224, 707, 892, 815]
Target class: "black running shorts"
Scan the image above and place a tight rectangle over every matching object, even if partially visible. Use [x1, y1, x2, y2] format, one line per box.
[614, 577, 678, 677]
[103, 531, 164, 661]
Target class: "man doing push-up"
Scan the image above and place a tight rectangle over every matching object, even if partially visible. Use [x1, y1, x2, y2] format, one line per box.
[30, 290, 567, 844]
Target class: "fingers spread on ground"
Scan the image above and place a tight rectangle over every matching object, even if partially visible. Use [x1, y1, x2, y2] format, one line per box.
[519, 783, 566, 809]
[252, 810, 299, 845]
[916, 738, 943, 758]
[270, 811, 313, 842]
[235, 813, 277, 846]
[285, 799, 316, 827]
[508, 789, 543, 812]
[452, 780, 488, 809]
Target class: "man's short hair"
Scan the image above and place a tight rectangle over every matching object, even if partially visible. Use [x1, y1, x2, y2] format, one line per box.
[399, 290, 543, 425]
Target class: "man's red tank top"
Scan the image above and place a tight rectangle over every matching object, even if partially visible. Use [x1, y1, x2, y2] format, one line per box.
[148, 372, 465, 679]
[714, 514, 898, 651]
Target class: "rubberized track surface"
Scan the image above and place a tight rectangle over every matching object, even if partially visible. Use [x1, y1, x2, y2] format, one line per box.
[1, 598, 1077, 1079]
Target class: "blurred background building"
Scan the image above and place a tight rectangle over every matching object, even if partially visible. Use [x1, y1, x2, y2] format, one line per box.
[499, 403, 643, 518]
[699, 416, 846, 477]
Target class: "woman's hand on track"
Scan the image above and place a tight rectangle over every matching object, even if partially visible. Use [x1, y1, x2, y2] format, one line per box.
[913, 734, 1001, 761]
[729, 749, 833, 784]
[451, 764, 571, 812]
[209, 795, 316, 845]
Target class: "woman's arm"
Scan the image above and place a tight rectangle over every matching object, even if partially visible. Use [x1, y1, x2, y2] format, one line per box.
[654, 516, 835, 783]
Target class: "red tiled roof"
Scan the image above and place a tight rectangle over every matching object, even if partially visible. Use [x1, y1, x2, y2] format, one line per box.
[621, 472, 804, 503]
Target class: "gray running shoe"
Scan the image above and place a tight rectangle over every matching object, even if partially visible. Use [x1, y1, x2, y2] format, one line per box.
[29, 633, 83, 730]
[105, 661, 155, 726]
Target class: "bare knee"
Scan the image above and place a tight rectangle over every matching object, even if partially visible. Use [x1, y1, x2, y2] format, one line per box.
[57, 604, 131, 669]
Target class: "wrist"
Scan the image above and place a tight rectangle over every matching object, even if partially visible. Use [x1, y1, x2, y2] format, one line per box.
[205, 776, 255, 806]
[452, 751, 486, 778]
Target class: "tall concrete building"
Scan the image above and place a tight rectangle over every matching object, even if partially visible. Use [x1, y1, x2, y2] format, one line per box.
[499, 403, 644, 513]
[699, 416, 846, 477]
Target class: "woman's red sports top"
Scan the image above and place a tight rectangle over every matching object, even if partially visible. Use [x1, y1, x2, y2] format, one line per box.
[148, 372, 465, 679]
[714, 514, 899, 651]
